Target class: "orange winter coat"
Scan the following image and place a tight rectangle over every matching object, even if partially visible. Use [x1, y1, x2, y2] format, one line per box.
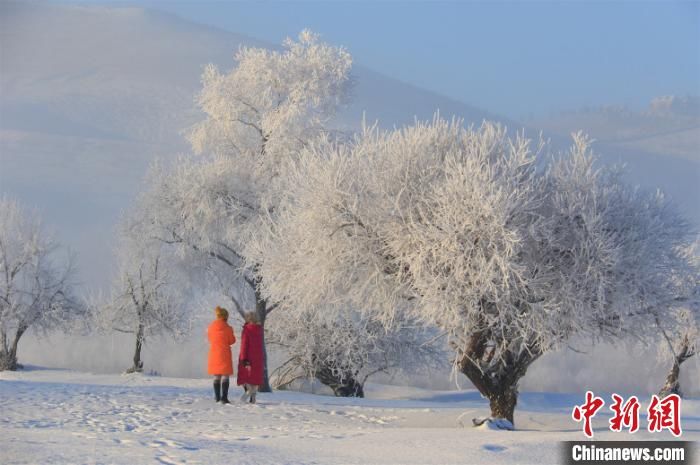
[207, 319, 236, 375]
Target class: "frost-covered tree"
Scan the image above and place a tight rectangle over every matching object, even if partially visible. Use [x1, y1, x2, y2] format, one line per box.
[268, 304, 444, 397]
[95, 226, 190, 373]
[0, 197, 83, 371]
[189, 29, 352, 168]
[256, 118, 697, 427]
[134, 31, 352, 390]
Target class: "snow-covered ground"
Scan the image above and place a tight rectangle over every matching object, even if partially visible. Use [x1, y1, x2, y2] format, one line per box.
[1, 367, 697, 465]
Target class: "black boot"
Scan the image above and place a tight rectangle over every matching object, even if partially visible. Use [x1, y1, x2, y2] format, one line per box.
[213, 379, 221, 402]
[221, 379, 230, 404]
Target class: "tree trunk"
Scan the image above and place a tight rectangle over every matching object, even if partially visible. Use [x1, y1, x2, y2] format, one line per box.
[127, 324, 144, 373]
[0, 326, 26, 371]
[457, 339, 540, 428]
[255, 290, 272, 393]
[0, 348, 17, 371]
[659, 339, 694, 398]
[314, 363, 364, 398]
[0, 329, 12, 371]
[332, 377, 364, 398]
[460, 359, 518, 425]
[659, 361, 681, 398]
[488, 386, 518, 424]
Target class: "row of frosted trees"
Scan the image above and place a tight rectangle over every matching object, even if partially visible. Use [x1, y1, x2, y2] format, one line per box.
[2, 31, 698, 428]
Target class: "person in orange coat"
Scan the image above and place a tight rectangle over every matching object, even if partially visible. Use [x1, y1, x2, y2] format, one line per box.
[207, 306, 236, 404]
[237, 311, 265, 404]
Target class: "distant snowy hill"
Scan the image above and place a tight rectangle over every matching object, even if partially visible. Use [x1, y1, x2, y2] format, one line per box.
[533, 98, 700, 222]
[534, 96, 700, 163]
[1, 0, 697, 292]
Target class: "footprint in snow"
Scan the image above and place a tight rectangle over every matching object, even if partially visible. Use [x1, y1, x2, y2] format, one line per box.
[148, 439, 198, 451]
[154, 454, 186, 465]
[482, 444, 508, 453]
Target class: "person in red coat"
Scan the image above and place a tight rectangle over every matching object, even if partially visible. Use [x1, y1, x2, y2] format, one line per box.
[237, 312, 264, 403]
[207, 306, 236, 404]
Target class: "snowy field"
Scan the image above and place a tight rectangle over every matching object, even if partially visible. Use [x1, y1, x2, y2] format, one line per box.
[1, 367, 697, 465]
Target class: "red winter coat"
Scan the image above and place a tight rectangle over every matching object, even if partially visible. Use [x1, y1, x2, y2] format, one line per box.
[207, 319, 236, 375]
[237, 322, 264, 386]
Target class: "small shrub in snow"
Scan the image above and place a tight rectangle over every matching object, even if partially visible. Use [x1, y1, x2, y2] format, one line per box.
[267, 304, 444, 397]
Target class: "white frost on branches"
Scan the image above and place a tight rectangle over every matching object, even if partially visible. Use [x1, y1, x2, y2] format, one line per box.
[267, 304, 445, 396]
[254, 117, 697, 422]
[0, 197, 83, 370]
[188, 28, 353, 178]
[95, 222, 191, 372]
[135, 30, 352, 318]
[130, 31, 352, 390]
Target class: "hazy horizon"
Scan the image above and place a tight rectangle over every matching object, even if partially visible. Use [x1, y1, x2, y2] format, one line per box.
[48, 0, 700, 121]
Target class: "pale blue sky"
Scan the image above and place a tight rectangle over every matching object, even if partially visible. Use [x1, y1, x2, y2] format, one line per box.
[51, 0, 700, 119]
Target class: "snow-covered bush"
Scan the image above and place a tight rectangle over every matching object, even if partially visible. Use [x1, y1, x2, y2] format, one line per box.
[255, 117, 697, 426]
[0, 197, 84, 371]
[268, 304, 444, 397]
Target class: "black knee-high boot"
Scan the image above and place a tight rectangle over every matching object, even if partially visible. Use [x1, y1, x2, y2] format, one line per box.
[221, 379, 230, 404]
[213, 379, 221, 402]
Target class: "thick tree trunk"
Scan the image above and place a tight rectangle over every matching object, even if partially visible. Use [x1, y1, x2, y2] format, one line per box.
[457, 336, 540, 428]
[0, 348, 17, 371]
[255, 291, 272, 393]
[0, 326, 26, 371]
[127, 324, 144, 374]
[314, 363, 364, 398]
[488, 386, 518, 424]
[460, 359, 518, 424]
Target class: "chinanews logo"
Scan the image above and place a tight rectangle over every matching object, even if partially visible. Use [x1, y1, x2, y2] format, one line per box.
[572, 391, 682, 438]
[562, 391, 694, 465]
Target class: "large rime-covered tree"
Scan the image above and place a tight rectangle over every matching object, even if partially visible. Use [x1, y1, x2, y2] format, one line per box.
[256, 118, 697, 427]
[96, 225, 190, 374]
[134, 30, 352, 391]
[267, 304, 444, 397]
[0, 197, 83, 371]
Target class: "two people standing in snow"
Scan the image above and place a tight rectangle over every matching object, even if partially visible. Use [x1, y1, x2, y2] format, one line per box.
[207, 306, 264, 404]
